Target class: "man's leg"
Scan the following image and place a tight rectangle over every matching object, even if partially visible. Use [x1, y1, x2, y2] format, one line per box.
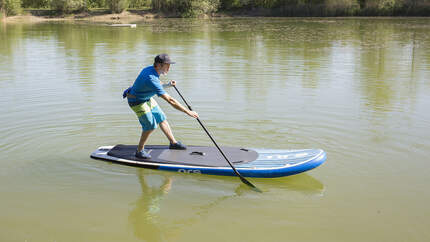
[159, 120, 177, 144]
[137, 129, 153, 152]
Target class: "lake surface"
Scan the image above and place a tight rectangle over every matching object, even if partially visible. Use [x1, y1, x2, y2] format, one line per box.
[1, 17, 429, 242]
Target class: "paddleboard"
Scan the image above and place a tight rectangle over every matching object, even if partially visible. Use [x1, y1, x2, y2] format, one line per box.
[109, 24, 137, 28]
[90, 145, 326, 178]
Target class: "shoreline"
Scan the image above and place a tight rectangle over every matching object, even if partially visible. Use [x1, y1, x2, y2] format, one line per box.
[2, 10, 162, 23]
[2, 9, 430, 23]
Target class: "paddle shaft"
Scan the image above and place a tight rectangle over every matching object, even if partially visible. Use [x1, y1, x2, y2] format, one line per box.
[173, 86, 260, 192]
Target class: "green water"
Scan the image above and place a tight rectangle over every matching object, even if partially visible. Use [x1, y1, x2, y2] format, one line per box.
[1, 18, 429, 242]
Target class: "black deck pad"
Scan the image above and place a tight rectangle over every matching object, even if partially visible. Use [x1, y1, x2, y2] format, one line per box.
[107, 145, 259, 167]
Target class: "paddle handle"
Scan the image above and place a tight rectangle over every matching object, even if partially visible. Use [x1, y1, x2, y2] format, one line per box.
[174, 85, 193, 111]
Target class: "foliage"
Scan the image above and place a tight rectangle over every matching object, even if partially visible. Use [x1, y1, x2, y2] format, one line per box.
[128, 0, 149, 8]
[0, 0, 3, 17]
[107, 0, 128, 13]
[1, 0, 22, 16]
[3, 0, 430, 17]
[50, 0, 87, 13]
[22, 0, 49, 8]
[185, 0, 219, 17]
[360, 0, 399, 14]
[324, 0, 359, 16]
[152, 0, 219, 17]
[220, 0, 250, 9]
[88, 0, 106, 8]
[357, 0, 430, 15]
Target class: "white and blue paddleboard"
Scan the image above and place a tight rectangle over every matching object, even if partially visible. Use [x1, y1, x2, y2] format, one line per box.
[90, 145, 326, 178]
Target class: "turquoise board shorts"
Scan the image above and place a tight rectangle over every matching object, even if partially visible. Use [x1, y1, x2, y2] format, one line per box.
[129, 98, 166, 131]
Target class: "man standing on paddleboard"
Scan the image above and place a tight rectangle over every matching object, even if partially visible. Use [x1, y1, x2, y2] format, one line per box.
[123, 54, 199, 159]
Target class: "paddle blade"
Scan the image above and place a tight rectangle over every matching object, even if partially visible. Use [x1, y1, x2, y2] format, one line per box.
[240, 176, 262, 193]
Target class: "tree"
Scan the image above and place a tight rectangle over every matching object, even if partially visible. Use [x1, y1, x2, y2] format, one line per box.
[107, 0, 129, 13]
[0, 0, 4, 18]
[1, 0, 22, 16]
[51, 0, 87, 13]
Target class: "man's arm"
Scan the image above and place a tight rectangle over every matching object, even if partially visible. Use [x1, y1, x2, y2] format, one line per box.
[162, 82, 172, 89]
[161, 80, 176, 89]
[160, 93, 199, 118]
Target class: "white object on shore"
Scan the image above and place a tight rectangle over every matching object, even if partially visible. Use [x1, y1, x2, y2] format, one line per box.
[109, 24, 137, 28]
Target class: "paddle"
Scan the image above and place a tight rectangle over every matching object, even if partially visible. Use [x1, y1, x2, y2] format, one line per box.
[173, 85, 262, 193]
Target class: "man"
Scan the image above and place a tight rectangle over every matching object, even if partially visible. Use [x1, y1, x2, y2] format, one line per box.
[123, 54, 199, 159]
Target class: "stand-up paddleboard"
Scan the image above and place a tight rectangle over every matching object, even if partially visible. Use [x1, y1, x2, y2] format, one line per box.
[90, 145, 326, 178]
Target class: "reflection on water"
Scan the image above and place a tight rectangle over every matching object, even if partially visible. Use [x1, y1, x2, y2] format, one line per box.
[128, 169, 324, 241]
[262, 173, 325, 195]
[1, 18, 430, 242]
[129, 170, 172, 241]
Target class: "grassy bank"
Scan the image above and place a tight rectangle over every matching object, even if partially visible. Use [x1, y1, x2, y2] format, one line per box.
[1, 0, 430, 19]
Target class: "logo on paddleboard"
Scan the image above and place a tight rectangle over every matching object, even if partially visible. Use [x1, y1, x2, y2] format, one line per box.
[178, 169, 201, 174]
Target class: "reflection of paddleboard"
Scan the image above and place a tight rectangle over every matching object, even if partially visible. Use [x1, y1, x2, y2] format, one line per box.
[90, 145, 326, 178]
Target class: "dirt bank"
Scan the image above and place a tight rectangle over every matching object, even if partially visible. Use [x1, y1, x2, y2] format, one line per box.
[2, 10, 165, 23]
